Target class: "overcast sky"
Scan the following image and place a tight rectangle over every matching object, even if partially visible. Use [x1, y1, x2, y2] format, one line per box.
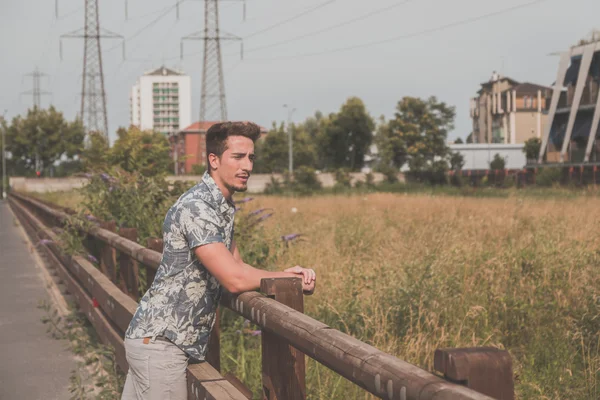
[1, 0, 598, 143]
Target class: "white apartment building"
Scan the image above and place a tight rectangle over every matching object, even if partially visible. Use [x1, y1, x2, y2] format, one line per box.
[130, 66, 192, 135]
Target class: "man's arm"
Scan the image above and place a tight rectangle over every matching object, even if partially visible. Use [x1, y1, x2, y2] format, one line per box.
[195, 242, 315, 294]
[231, 239, 242, 263]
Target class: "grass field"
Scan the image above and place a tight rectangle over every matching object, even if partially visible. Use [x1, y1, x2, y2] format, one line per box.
[33, 189, 600, 399]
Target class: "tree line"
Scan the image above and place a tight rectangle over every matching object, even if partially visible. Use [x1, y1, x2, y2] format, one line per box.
[1, 96, 462, 184]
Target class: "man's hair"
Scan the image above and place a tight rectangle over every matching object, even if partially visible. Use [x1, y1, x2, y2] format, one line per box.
[206, 121, 261, 171]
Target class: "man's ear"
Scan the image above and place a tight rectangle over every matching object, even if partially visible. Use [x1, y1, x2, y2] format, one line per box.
[208, 153, 220, 171]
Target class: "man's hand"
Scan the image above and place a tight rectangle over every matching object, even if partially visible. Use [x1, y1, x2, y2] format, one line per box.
[284, 266, 316, 295]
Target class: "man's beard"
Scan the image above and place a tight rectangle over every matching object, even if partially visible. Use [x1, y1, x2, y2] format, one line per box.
[225, 181, 248, 193]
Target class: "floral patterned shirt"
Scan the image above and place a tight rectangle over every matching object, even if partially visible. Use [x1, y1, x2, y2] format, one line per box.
[125, 172, 235, 361]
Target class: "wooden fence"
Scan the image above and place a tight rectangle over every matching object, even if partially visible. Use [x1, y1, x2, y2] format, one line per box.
[8, 191, 513, 400]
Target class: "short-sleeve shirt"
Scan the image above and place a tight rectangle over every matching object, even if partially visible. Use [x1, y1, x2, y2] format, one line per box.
[125, 172, 235, 361]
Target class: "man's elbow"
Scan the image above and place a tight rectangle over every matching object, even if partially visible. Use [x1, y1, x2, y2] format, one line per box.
[221, 274, 248, 294]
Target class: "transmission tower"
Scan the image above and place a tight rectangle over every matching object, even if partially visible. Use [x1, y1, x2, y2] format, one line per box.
[181, 0, 243, 123]
[60, 0, 123, 140]
[22, 67, 52, 109]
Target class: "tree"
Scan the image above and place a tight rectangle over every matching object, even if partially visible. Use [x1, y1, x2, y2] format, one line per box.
[454, 137, 464, 144]
[254, 122, 317, 173]
[523, 137, 541, 161]
[466, 132, 474, 143]
[490, 153, 505, 170]
[376, 96, 455, 183]
[450, 151, 465, 171]
[5, 107, 85, 175]
[109, 126, 172, 177]
[316, 97, 374, 171]
[81, 131, 110, 171]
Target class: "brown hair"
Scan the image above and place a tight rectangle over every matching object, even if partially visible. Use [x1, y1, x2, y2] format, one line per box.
[206, 121, 261, 171]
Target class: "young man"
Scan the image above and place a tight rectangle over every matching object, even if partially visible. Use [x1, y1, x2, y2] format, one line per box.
[121, 122, 316, 400]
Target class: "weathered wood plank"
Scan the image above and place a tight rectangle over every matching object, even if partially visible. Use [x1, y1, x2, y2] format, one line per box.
[118, 228, 140, 300]
[260, 278, 305, 400]
[187, 363, 249, 400]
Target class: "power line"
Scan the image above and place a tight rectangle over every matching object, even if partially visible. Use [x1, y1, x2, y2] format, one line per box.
[243, 0, 335, 40]
[105, 0, 186, 53]
[172, 0, 335, 62]
[247, 0, 551, 61]
[234, 0, 414, 56]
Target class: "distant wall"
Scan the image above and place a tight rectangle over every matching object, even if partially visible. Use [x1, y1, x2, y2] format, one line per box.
[449, 143, 526, 170]
[9, 177, 90, 193]
[11, 172, 398, 194]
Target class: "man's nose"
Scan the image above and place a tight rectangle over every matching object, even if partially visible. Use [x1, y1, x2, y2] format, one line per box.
[241, 157, 253, 172]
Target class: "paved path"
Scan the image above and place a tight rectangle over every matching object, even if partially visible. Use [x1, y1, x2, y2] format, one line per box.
[0, 200, 76, 400]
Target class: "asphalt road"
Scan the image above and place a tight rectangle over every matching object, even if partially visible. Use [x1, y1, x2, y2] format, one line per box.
[0, 200, 76, 400]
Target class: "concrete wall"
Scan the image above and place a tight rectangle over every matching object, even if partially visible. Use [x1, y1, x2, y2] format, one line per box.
[9, 177, 90, 193]
[515, 112, 547, 143]
[449, 143, 526, 170]
[11, 172, 396, 194]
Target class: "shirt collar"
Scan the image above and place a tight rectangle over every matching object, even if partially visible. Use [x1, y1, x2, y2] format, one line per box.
[202, 171, 235, 217]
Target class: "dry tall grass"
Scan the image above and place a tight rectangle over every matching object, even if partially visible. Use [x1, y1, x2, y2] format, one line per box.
[243, 193, 600, 399]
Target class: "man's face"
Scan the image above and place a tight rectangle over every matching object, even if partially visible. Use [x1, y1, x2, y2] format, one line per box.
[211, 135, 255, 194]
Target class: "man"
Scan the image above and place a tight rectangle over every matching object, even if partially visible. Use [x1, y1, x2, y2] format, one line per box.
[121, 121, 316, 399]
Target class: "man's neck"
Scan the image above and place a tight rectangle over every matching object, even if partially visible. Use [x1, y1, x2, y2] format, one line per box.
[209, 171, 234, 202]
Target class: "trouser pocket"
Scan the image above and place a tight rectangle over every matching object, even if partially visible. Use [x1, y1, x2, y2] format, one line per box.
[125, 346, 150, 395]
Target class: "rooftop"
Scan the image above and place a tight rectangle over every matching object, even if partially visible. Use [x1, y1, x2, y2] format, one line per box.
[144, 66, 185, 77]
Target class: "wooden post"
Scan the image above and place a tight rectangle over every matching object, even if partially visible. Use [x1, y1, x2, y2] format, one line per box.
[99, 221, 118, 283]
[118, 228, 140, 301]
[434, 347, 514, 400]
[146, 238, 163, 288]
[205, 308, 221, 372]
[260, 277, 305, 400]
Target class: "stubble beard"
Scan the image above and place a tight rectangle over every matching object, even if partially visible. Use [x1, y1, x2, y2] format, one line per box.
[226, 180, 248, 193]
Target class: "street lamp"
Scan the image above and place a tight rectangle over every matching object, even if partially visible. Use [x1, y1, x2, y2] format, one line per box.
[1, 109, 7, 200]
[283, 104, 296, 175]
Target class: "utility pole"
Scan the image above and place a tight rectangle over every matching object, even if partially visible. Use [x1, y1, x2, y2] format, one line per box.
[283, 104, 296, 175]
[181, 0, 243, 167]
[1, 110, 7, 200]
[22, 67, 52, 109]
[22, 69, 52, 175]
[61, 0, 123, 140]
[181, 0, 243, 122]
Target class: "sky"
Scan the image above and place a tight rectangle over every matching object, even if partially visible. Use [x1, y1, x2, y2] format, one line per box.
[1, 0, 598, 144]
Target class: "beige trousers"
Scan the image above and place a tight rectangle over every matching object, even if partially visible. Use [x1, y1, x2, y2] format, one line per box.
[121, 338, 189, 400]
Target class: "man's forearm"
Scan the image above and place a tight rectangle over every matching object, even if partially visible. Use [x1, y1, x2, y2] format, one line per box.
[230, 262, 296, 293]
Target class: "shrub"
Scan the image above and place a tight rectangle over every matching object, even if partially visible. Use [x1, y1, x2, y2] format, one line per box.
[334, 168, 352, 188]
[191, 164, 207, 176]
[292, 166, 322, 195]
[536, 167, 562, 187]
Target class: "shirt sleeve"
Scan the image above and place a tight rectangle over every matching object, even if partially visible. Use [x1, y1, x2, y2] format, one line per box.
[180, 200, 225, 250]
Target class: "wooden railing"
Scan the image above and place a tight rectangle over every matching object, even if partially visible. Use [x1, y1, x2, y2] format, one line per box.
[8, 191, 513, 400]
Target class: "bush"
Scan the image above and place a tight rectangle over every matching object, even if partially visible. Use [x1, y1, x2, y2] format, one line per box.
[536, 167, 562, 187]
[292, 166, 322, 195]
[191, 164, 207, 176]
[263, 176, 283, 195]
[490, 153, 506, 171]
[334, 168, 352, 188]
[378, 164, 399, 183]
